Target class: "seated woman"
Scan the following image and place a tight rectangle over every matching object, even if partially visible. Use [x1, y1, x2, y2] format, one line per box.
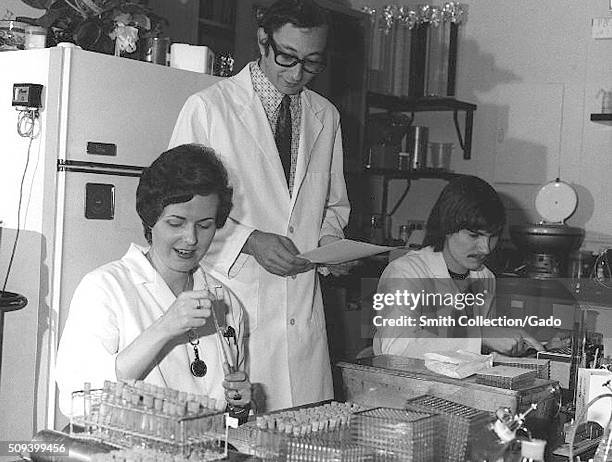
[56, 144, 251, 416]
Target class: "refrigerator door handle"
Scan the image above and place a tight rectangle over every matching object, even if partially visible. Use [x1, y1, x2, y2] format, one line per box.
[57, 159, 144, 177]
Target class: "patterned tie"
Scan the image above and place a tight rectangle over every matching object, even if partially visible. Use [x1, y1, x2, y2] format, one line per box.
[275, 94, 292, 185]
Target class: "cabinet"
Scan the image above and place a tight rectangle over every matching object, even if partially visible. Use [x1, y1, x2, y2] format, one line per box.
[197, 0, 237, 55]
[148, 0, 236, 54]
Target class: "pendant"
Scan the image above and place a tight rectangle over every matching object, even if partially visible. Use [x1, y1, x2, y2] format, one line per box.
[190, 345, 207, 377]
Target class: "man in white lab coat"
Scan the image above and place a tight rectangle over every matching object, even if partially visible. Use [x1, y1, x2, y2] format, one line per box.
[373, 176, 543, 358]
[169, 0, 350, 411]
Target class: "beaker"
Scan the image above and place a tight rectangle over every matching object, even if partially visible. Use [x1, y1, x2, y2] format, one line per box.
[428, 142, 453, 170]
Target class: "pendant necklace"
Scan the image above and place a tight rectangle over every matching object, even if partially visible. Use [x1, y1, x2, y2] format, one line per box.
[145, 251, 207, 377]
[189, 329, 207, 377]
[186, 273, 207, 377]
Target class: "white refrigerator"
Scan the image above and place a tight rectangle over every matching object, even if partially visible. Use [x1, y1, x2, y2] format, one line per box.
[0, 47, 220, 438]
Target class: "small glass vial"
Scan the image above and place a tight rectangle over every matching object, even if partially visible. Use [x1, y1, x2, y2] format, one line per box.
[398, 152, 411, 170]
[398, 225, 411, 245]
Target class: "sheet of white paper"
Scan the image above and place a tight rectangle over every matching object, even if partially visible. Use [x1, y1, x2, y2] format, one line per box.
[298, 239, 395, 264]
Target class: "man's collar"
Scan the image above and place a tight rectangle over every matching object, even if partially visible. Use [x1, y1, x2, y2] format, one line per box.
[250, 60, 301, 102]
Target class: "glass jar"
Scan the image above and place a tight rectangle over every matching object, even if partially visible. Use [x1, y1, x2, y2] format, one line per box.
[520, 439, 546, 462]
[25, 25, 47, 49]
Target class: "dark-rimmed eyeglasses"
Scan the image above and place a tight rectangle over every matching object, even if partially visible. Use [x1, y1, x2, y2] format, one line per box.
[268, 36, 327, 75]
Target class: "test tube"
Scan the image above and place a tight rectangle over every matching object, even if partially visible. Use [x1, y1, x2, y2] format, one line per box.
[142, 394, 154, 435]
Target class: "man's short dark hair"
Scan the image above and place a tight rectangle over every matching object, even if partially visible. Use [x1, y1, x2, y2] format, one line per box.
[259, 0, 329, 46]
[136, 144, 233, 244]
[423, 175, 506, 251]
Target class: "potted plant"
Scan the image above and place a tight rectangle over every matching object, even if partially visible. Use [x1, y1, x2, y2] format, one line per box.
[16, 0, 167, 57]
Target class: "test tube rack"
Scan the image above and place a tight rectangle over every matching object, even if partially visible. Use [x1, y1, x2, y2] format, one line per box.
[475, 365, 538, 390]
[405, 395, 491, 462]
[69, 381, 228, 461]
[252, 401, 368, 461]
[493, 356, 551, 380]
[349, 407, 437, 461]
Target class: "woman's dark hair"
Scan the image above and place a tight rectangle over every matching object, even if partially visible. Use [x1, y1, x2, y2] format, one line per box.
[423, 175, 505, 251]
[136, 144, 233, 244]
[258, 0, 329, 49]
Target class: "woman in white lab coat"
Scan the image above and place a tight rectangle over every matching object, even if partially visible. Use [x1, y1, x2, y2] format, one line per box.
[55, 144, 251, 417]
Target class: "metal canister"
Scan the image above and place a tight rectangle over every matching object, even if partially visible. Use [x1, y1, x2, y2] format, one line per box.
[143, 37, 170, 65]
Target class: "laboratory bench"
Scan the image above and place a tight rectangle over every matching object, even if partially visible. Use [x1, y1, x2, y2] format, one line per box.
[21, 348, 571, 462]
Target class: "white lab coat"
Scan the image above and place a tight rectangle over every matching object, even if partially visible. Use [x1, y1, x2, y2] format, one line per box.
[373, 246, 496, 359]
[55, 244, 245, 417]
[169, 64, 350, 411]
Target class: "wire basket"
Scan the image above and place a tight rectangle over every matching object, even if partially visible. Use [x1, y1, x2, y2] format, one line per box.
[405, 395, 491, 462]
[475, 366, 538, 389]
[493, 357, 550, 380]
[69, 381, 228, 461]
[349, 407, 436, 461]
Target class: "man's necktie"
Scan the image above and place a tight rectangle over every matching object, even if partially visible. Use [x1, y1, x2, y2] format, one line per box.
[275, 94, 292, 185]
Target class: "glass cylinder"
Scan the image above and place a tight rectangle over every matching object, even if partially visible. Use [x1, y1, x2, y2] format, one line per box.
[393, 20, 413, 96]
[363, 7, 384, 93]
[425, 18, 451, 96]
[25, 25, 47, 49]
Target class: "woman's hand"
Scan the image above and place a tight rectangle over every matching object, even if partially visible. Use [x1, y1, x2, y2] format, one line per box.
[223, 367, 252, 408]
[156, 289, 212, 339]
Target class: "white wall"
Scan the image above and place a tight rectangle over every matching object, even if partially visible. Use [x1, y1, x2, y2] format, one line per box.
[352, 0, 612, 252]
[0, 50, 54, 443]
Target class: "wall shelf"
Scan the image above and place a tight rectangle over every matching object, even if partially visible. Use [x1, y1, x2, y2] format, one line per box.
[364, 167, 463, 181]
[367, 93, 477, 159]
[364, 168, 464, 218]
[591, 113, 612, 124]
